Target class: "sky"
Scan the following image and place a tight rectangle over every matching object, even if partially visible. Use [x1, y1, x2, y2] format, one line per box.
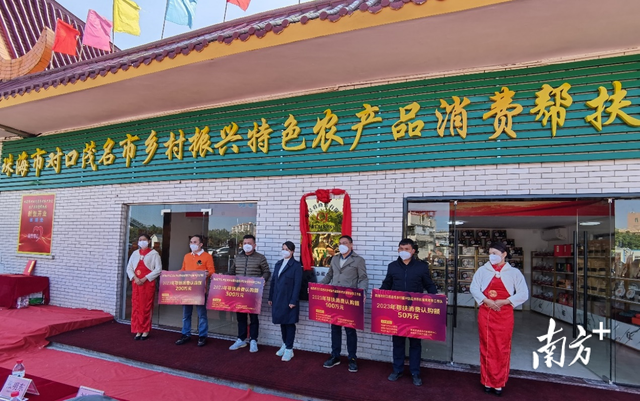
[58, 0, 312, 50]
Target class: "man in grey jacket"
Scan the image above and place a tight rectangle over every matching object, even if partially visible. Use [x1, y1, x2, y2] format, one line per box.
[321, 235, 368, 373]
[228, 234, 271, 352]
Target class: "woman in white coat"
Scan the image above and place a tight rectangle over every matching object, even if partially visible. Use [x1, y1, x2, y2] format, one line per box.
[126, 234, 162, 340]
[470, 241, 528, 396]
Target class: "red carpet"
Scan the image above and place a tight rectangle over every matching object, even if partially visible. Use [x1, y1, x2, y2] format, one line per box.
[0, 348, 286, 401]
[48, 321, 639, 401]
[0, 305, 112, 359]
[0, 307, 287, 401]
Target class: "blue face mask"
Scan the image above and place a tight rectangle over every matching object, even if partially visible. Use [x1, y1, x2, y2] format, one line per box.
[489, 254, 502, 265]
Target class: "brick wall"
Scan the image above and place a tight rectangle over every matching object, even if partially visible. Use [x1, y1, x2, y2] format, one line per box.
[0, 159, 638, 362]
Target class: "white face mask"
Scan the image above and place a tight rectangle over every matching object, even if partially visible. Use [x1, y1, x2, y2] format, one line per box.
[398, 251, 412, 261]
[243, 244, 253, 253]
[281, 249, 291, 259]
[190, 244, 199, 252]
[489, 254, 502, 265]
[138, 241, 148, 249]
[338, 244, 349, 254]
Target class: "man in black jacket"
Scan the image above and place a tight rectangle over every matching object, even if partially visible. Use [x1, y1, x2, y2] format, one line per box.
[381, 238, 437, 387]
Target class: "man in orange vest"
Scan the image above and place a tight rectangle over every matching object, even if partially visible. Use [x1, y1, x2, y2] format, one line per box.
[175, 235, 215, 347]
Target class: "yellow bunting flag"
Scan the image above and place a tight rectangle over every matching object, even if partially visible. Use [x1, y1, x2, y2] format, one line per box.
[113, 0, 141, 36]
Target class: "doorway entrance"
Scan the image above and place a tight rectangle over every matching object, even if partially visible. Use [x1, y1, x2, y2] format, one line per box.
[405, 198, 640, 387]
[121, 202, 257, 337]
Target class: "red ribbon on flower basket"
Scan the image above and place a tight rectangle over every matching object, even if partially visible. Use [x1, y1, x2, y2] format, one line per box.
[299, 189, 351, 271]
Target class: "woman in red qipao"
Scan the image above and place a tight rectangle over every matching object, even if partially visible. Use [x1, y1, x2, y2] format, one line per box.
[470, 241, 528, 396]
[126, 234, 163, 340]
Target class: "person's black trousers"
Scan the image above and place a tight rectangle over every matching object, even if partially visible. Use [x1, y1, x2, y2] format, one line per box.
[237, 312, 259, 341]
[280, 324, 296, 349]
[331, 324, 357, 359]
[392, 335, 422, 375]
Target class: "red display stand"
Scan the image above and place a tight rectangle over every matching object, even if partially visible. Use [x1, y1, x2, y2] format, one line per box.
[0, 274, 50, 309]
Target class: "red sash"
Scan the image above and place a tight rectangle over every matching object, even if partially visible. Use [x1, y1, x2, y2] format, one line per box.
[483, 275, 511, 302]
[134, 249, 152, 279]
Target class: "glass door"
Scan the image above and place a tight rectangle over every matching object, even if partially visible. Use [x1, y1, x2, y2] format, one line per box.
[610, 199, 640, 386]
[405, 201, 456, 363]
[155, 204, 211, 330]
[574, 199, 612, 382]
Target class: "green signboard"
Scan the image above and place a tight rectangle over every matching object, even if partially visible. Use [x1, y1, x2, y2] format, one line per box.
[1, 53, 640, 191]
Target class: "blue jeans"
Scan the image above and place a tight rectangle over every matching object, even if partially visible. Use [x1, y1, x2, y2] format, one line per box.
[392, 335, 422, 375]
[331, 324, 357, 359]
[182, 304, 208, 338]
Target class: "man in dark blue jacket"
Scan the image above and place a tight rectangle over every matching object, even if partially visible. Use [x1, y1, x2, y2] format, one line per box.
[381, 238, 437, 387]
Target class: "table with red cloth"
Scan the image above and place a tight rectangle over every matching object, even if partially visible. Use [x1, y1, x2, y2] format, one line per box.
[0, 368, 77, 401]
[0, 274, 50, 309]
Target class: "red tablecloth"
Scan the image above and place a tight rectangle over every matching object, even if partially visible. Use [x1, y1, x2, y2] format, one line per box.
[0, 275, 50, 309]
[0, 368, 77, 401]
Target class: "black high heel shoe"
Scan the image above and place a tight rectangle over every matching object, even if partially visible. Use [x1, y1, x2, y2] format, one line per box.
[141, 334, 149, 341]
[494, 388, 503, 397]
[134, 334, 142, 340]
[484, 386, 492, 393]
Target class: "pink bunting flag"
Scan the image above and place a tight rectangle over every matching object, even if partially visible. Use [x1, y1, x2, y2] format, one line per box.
[82, 10, 112, 52]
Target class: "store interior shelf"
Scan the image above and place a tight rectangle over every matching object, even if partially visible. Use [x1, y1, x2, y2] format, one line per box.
[615, 277, 640, 282]
[612, 298, 640, 307]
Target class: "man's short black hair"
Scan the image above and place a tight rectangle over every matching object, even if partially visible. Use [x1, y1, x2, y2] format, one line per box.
[243, 234, 256, 242]
[399, 238, 415, 247]
[339, 235, 353, 243]
[190, 235, 204, 244]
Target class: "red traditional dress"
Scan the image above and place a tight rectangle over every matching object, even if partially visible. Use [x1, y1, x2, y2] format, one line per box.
[478, 263, 514, 389]
[131, 248, 155, 333]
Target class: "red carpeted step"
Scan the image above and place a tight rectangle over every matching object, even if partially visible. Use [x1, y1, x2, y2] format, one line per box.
[48, 321, 637, 401]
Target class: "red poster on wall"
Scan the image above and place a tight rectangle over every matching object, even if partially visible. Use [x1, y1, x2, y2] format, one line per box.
[17, 194, 56, 255]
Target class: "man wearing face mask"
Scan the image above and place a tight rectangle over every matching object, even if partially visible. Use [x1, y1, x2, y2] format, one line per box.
[228, 234, 271, 352]
[321, 235, 368, 373]
[175, 235, 215, 347]
[381, 238, 437, 387]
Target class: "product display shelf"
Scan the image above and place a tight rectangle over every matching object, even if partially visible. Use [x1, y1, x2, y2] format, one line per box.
[610, 248, 640, 345]
[531, 252, 576, 318]
[532, 242, 640, 352]
[428, 256, 449, 295]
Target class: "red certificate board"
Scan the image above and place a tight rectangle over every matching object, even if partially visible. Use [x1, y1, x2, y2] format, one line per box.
[308, 283, 364, 330]
[17, 194, 55, 255]
[371, 289, 447, 341]
[158, 271, 207, 305]
[207, 275, 265, 314]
